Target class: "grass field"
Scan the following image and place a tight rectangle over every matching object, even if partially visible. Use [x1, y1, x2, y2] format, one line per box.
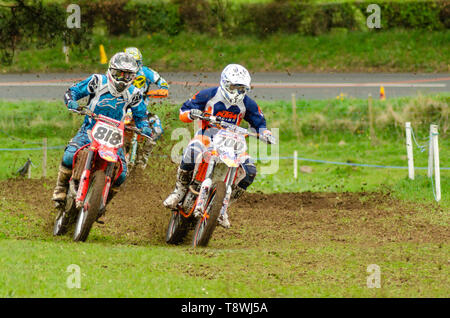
[0, 94, 448, 298]
[3, 29, 449, 73]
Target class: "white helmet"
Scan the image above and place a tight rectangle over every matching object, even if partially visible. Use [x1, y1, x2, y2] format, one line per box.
[219, 64, 251, 104]
[107, 52, 139, 96]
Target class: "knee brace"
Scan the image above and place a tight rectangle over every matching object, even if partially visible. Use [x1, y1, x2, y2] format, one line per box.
[180, 141, 204, 172]
[237, 162, 257, 190]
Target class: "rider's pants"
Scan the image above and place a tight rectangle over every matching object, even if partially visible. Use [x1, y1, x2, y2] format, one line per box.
[61, 127, 127, 186]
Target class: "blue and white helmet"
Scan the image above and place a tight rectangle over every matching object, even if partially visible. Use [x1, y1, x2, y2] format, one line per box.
[219, 64, 251, 104]
[107, 52, 139, 96]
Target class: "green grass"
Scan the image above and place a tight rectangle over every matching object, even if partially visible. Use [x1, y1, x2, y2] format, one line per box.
[0, 237, 447, 297]
[0, 195, 448, 297]
[3, 29, 449, 73]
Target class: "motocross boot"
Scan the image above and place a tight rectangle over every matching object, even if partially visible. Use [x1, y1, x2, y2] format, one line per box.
[52, 164, 72, 209]
[217, 185, 245, 229]
[163, 167, 193, 209]
[136, 138, 154, 170]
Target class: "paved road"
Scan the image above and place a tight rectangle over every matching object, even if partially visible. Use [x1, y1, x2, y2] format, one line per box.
[0, 73, 448, 102]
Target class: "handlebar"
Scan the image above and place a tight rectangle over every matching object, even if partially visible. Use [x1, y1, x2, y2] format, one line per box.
[195, 113, 276, 144]
[70, 107, 155, 142]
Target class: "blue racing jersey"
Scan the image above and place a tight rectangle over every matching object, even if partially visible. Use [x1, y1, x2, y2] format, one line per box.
[179, 87, 266, 130]
[64, 74, 149, 130]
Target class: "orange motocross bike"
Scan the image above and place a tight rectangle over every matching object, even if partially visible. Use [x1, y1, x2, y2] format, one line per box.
[165, 113, 274, 247]
[53, 107, 152, 242]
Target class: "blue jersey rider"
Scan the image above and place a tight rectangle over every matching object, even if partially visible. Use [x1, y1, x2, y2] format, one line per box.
[124, 47, 169, 169]
[163, 64, 274, 228]
[52, 52, 152, 208]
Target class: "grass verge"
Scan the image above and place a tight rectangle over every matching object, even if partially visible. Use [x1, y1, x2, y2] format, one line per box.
[2, 29, 449, 73]
[1, 94, 448, 207]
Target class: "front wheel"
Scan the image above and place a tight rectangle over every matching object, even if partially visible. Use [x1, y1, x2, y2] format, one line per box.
[192, 181, 226, 247]
[73, 170, 106, 242]
[53, 193, 77, 236]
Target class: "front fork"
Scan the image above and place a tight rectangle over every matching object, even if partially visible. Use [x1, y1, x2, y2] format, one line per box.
[76, 149, 94, 209]
[100, 162, 115, 212]
[193, 159, 237, 218]
[220, 167, 237, 217]
[193, 160, 216, 217]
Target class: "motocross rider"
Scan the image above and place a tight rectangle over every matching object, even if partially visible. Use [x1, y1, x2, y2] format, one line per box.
[124, 47, 169, 169]
[163, 64, 274, 228]
[52, 52, 152, 208]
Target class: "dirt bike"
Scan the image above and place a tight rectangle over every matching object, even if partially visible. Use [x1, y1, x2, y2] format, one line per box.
[123, 89, 167, 172]
[53, 107, 152, 242]
[165, 113, 274, 247]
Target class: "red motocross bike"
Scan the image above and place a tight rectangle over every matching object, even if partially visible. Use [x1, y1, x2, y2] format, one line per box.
[53, 107, 151, 242]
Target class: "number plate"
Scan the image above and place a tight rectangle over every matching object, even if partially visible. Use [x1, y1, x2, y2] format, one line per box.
[91, 121, 123, 148]
[213, 130, 246, 154]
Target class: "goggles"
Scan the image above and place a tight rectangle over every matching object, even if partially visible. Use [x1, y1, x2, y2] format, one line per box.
[228, 84, 249, 94]
[110, 68, 135, 83]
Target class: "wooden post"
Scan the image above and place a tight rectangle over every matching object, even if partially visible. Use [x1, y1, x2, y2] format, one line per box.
[28, 163, 31, 179]
[293, 150, 298, 180]
[42, 138, 47, 178]
[291, 93, 298, 139]
[368, 93, 376, 143]
[405, 122, 414, 180]
[63, 45, 69, 63]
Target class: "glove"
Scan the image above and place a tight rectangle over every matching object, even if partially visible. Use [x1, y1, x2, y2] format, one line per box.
[147, 89, 168, 98]
[189, 109, 203, 120]
[67, 100, 79, 110]
[261, 129, 276, 144]
[141, 126, 153, 138]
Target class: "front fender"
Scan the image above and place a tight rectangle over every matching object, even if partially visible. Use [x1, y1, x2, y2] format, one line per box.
[98, 149, 118, 162]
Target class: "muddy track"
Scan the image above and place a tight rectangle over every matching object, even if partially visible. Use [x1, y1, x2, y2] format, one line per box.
[0, 166, 447, 248]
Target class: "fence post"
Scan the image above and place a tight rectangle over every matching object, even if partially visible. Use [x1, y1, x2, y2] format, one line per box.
[405, 122, 414, 180]
[63, 44, 70, 63]
[42, 138, 47, 178]
[430, 125, 441, 202]
[368, 93, 376, 143]
[293, 150, 298, 180]
[291, 93, 298, 139]
[427, 125, 433, 177]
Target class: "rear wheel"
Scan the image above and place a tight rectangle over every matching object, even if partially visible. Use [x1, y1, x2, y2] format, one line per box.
[165, 209, 189, 245]
[73, 170, 105, 242]
[192, 181, 226, 247]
